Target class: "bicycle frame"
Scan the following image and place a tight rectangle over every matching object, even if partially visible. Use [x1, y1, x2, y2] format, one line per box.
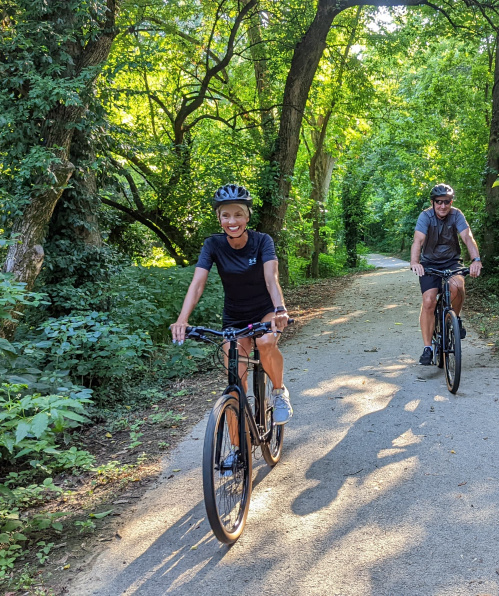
[426, 266, 469, 362]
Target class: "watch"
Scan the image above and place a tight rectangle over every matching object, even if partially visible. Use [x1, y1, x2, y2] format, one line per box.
[274, 306, 287, 313]
[472, 257, 481, 262]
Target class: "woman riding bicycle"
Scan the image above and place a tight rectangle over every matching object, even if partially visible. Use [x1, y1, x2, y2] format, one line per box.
[170, 183, 293, 425]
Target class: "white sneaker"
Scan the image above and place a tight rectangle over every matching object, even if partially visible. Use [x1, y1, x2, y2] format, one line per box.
[272, 386, 293, 425]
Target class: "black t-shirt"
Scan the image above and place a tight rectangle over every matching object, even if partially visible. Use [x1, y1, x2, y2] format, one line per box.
[196, 230, 278, 319]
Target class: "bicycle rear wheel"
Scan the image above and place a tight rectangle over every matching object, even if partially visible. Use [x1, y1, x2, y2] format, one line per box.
[202, 394, 252, 544]
[260, 373, 284, 467]
[444, 310, 462, 393]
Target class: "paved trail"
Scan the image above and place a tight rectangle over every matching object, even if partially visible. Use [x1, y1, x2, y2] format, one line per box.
[70, 256, 499, 596]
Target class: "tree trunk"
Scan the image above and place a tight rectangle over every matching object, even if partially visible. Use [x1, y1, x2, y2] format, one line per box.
[483, 32, 499, 273]
[257, 0, 426, 281]
[308, 139, 335, 278]
[1, 162, 74, 338]
[1, 0, 119, 339]
[258, 0, 341, 240]
[42, 127, 105, 315]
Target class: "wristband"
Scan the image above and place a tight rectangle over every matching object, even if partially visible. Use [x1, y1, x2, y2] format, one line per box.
[274, 306, 287, 314]
[472, 257, 481, 262]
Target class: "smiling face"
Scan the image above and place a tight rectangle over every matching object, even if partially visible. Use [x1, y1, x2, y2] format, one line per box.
[432, 196, 453, 220]
[217, 203, 250, 237]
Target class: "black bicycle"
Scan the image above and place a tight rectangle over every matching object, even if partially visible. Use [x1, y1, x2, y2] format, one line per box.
[424, 266, 469, 394]
[186, 320, 290, 544]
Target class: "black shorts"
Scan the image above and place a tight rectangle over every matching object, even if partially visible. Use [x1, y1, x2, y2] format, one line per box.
[222, 304, 274, 330]
[419, 260, 460, 294]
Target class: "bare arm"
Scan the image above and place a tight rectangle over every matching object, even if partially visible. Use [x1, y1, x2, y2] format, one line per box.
[170, 267, 209, 342]
[410, 230, 426, 276]
[460, 228, 482, 278]
[263, 260, 289, 332]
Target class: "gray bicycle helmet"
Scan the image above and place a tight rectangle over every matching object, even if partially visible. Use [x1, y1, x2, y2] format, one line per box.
[212, 184, 253, 210]
[430, 184, 454, 199]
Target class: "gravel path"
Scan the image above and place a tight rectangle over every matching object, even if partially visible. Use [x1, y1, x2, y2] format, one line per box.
[69, 254, 499, 596]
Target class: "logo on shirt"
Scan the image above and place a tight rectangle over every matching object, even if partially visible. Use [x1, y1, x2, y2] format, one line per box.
[248, 258, 257, 266]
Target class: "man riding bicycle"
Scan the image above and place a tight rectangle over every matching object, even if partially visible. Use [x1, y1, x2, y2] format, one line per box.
[410, 184, 482, 365]
[170, 183, 293, 424]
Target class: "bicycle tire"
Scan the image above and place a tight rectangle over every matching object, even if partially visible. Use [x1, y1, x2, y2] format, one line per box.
[202, 394, 252, 544]
[444, 310, 462, 394]
[260, 373, 284, 467]
[433, 309, 444, 368]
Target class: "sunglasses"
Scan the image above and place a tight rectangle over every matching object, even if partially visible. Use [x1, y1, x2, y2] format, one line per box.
[433, 199, 452, 205]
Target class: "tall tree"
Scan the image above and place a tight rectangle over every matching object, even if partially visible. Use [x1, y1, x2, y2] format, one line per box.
[1, 0, 120, 337]
[483, 31, 499, 271]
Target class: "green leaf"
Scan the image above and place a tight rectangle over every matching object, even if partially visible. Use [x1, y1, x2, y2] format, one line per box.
[0, 485, 15, 498]
[0, 338, 17, 355]
[15, 421, 31, 444]
[1, 520, 22, 532]
[31, 412, 49, 439]
[89, 509, 113, 519]
[59, 410, 89, 423]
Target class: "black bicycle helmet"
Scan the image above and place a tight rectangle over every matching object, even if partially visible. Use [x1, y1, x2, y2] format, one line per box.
[430, 184, 454, 199]
[212, 184, 253, 210]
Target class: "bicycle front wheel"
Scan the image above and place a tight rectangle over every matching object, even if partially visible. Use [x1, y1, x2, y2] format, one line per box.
[202, 394, 252, 544]
[260, 374, 284, 467]
[444, 310, 462, 394]
[433, 309, 444, 368]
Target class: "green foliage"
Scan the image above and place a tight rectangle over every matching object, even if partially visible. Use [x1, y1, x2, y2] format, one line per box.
[110, 265, 223, 341]
[0, 383, 91, 462]
[0, 0, 116, 219]
[0, 475, 66, 577]
[32, 312, 153, 388]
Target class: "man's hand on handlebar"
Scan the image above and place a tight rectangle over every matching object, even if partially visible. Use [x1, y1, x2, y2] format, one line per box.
[469, 260, 482, 278]
[410, 262, 425, 277]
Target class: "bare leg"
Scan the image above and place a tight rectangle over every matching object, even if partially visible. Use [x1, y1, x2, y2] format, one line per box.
[449, 275, 465, 316]
[256, 312, 284, 391]
[420, 288, 438, 346]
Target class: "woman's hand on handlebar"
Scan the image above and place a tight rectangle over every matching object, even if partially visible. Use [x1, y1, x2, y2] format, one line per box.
[170, 320, 189, 345]
[271, 311, 290, 334]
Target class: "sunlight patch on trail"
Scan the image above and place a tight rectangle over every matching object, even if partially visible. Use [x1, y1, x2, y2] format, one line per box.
[392, 429, 425, 448]
[325, 309, 367, 326]
[404, 399, 421, 412]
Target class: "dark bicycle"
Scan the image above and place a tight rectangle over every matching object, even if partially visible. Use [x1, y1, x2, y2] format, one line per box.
[424, 266, 469, 394]
[186, 320, 291, 544]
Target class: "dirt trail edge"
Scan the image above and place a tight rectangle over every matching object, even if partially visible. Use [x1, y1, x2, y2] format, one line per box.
[69, 255, 499, 596]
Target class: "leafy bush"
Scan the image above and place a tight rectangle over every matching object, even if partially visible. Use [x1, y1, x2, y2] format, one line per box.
[317, 253, 345, 277]
[0, 383, 92, 463]
[109, 265, 223, 342]
[28, 312, 154, 388]
[0, 381, 94, 579]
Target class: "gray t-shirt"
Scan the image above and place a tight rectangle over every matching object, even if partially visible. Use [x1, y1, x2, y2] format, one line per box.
[415, 206, 469, 267]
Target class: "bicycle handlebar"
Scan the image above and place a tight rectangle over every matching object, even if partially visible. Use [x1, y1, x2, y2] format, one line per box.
[423, 266, 470, 278]
[186, 319, 294, 342]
